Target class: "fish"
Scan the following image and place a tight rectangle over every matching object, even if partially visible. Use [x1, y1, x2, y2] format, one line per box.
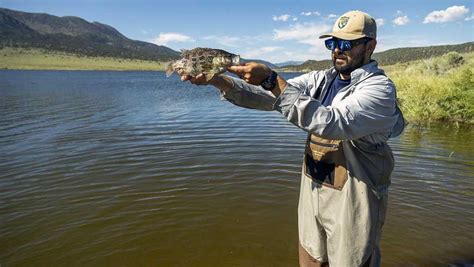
[165, 47, 241, 81]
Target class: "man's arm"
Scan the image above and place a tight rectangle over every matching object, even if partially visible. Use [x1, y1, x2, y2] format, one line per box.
[223, 63, 401, 140]
[275, 77, 401, 140]
[180, 63, 319, 112]
[181, 72, 277, 111]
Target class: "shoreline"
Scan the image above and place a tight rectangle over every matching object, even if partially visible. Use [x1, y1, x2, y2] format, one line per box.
[0, 47, 166, 71]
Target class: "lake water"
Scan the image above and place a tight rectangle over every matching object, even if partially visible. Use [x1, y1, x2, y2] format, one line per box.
[1, 70, 473, 266]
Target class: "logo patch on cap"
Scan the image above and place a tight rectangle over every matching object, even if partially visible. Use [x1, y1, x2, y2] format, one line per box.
[338, 16, 349, 29]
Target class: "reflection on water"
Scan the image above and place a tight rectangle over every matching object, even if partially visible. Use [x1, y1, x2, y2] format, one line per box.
[0, 70, 473, 266]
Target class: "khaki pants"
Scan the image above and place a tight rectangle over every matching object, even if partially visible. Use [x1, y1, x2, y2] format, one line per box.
[298, 166, 388, 267]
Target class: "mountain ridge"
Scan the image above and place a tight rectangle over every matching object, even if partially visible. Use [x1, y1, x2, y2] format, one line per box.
[0, 7, 180, 61]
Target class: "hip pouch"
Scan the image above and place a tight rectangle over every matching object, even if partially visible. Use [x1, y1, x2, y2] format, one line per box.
[304, 135, 348, 190]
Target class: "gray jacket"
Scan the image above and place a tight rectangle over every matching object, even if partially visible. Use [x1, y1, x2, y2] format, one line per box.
[221, 60, 405, 194]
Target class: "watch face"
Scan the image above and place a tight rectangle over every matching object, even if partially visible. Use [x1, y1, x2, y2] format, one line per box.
[261, 71, 277, 90]
[262, 80, 271, 88]
[261, 80, 272, 90]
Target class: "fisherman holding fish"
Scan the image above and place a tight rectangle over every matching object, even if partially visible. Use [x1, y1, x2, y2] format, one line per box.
[178, 11, 405, 267]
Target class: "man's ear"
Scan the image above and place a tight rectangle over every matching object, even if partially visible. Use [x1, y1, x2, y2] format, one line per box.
[367, 39, 377, 56]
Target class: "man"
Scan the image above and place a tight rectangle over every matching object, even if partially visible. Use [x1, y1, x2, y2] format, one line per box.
[181, 10, 405, 267]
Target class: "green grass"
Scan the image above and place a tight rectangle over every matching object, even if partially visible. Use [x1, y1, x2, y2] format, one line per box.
[384, 51, 474, 125]
[0, 47, 165, 71]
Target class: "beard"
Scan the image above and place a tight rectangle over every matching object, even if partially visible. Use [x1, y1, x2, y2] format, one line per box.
[332, 52, 366, 76]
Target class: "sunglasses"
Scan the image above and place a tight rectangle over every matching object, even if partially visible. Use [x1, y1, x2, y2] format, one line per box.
[324, 38, 370, 52]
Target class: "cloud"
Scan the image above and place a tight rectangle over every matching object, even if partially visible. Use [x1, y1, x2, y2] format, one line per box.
[273, 14, 291, 22]
[202, 35, 240, 47]
[271, 22, 332, 61]
[151, 32, 194, 46]
[328, 14, 338, 19]
[423, 5, 470, 23]
[466, 14, 474, 21]
[273, 22, 331, 44]
[375, 18, 385, 27]
[260, 46, 280, 53]
[243, 46, 282, 59]
[301, 11, 321, 16]
[393, 16, 410, 26]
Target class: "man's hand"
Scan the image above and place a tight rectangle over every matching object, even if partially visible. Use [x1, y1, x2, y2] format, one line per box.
[180, 73, 209, 86]
[228, 62, 272, 85]
[180, 72, 234, 93]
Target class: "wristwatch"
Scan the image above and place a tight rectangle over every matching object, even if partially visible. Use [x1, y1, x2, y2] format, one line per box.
[260, 70, 278, 91]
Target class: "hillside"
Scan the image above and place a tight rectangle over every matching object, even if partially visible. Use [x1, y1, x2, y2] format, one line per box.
[275, 60, 304, 67]
[242, 58, 278, 69]
[0, 8, 180, 61]
[280, 42, 474, 71]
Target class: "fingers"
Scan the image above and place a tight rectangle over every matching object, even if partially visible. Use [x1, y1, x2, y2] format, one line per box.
[228, 64, 253, 82]
[228, 65, 248, 75]
[191, 73, 207, 85]
[180, 73, 208, 85]
[228, 62, 271, 85]
[181, 74, 192, 81]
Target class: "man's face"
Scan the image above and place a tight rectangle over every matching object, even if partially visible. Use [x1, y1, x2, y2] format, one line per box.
[331, 39, 371, 75]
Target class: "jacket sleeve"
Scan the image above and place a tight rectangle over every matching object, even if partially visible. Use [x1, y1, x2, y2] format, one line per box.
[219, 76, 276, 111]
[220, 72, 317, 111]
[273, 76, 400, 140]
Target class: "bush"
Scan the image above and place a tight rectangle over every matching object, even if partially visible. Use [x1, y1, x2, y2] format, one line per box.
[446, 51, 464, 67]
[389, 52, 474, 125]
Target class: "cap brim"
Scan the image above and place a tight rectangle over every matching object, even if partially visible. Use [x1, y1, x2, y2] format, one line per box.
[319, 32, 366, 40]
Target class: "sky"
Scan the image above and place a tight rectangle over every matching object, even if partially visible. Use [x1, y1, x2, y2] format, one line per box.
[1, 0, 473, 63]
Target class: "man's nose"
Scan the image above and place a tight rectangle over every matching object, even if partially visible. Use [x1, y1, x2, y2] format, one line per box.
[333, 46, 343, 54]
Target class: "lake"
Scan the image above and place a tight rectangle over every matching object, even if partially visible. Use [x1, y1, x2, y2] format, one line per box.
[1, 70, 473, 266]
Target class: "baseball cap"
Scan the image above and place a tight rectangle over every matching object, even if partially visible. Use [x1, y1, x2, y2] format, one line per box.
[319, 10, 377, 40]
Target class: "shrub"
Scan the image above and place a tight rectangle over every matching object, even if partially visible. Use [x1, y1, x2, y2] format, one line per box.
[389, 52, 474, 125]
[445, 51, 464, 67]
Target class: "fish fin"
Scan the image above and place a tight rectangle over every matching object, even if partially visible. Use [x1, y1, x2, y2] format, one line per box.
[205, 72, 216, 82]
[165, 61, 174, 77]
[232, 55, 241, 65]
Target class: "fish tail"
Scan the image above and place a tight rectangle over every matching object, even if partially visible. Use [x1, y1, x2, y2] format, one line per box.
[165, 61, 174, 77]
[231, 55, 241, 65]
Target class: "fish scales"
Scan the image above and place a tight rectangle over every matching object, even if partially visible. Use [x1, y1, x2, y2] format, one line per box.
[165, 47, 241, 81]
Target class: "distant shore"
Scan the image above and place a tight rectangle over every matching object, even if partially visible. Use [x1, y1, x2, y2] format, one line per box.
[0, 47, 165, 71]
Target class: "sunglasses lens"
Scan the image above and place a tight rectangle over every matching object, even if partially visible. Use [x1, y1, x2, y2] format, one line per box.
[325, 39, 335, 50]
[341, 40, 352, 51]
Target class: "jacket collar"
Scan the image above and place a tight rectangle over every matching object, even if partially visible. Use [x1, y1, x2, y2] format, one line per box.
[350, 60, 384, 82]
[324, 60, 383, 84]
